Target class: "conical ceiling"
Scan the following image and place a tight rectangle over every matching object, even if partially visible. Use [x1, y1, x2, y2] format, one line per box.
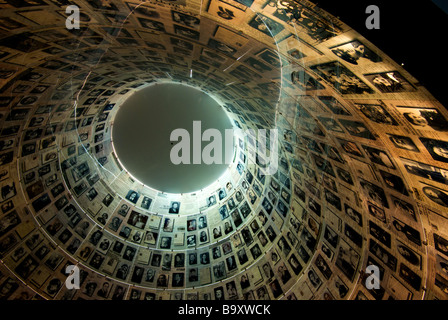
[0, 0, 447, 301]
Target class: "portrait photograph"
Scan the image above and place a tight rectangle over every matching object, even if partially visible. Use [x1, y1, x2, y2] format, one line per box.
[339, 119, 376, 140]
[330, 40, 382, 65]
[364, 71, 415, 93]
[355, 103, 398, 125]
[335, 240, 360, 281]
[388, 134, 419, 152]
[401, 158, 448, 186]
[419, 137, 448, 163]
[397, 106, 448, 132]
[174, 24, 199, 40]
[172, 10, 200, 29]
[248, 13, 284, 37]
[169, 201, 180, 214]
[125, 190, 140, 204]
[369, 239, 397, 271]
[359, 178, 389, 208]
[310, 61, 374, 94]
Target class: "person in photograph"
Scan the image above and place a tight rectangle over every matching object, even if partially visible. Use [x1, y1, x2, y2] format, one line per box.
[331, 40, 381, 65]
[118, 204, 129, 217]
[392, 219, 421, 246]
[187, 219, 196, 231]
[235, 190, 244, 202]
[397, 244, 420, 266]
[145, 269, 155, 282]
[227, 197, 236, 210]
[256, 286, 269, 300]
[278, 237, 291, 256]
[214, 287, 225, 300]
[388, 135, 419, 152]
[160, 237, 171, 249]
[308, 269, 321, 288]
[401, 108, 448, 131]
[141, 197, 152, 209]
[278, 263, 292, 284]
[224, 221, 233, 234]
[126, 190, 139, 204]
[269, 279, 283, 298]
[169, 201, 180, 213]
[212, 247, 221, 260]
[363, 146, 395, 168]
[163, 218, 173, 232]
[403, 162, 448, 185]
[200, 252, 210, 265]
[248, 190, 257, 204]
[187, 235, 196, 247]
[219, 205, 229, 220]
[188, 268, 198, 282]
[97, 282, 110, 298]
[199, 230, 208, 243]
[198, 216, 207, 229]
[172, 273, 184, 287]
[250, 244, 262, 259]
[423, 185, 448, 207]
[213, 227, 222, 239]
[420, 138, 448, 163]
[156, 274, 168, 287]
[261, 262, 274, 280]
[358, 104, 397, 125]
[381, 171, 409, 195]
[218, 188, 226, 200]
[188, 253, 197, 265]
[258, 211, 267, 226]
[207, 195, 216, 207]
[360, 180, 389, 208]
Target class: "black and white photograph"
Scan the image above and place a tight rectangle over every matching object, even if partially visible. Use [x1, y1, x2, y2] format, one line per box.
[364, 71, 415, 93]
[330, 40, 382, 65]
[310, 61, 374, 94]
[397, 106, 448, 132]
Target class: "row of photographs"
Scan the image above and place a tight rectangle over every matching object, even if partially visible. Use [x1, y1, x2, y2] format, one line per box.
[0, 69, 440, 298]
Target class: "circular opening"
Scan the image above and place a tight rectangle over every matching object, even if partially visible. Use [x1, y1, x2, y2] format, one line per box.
[112, 83, 234, 194]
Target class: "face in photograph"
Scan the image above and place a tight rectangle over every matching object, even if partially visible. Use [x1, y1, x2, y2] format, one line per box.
[380, 170, 409, 196]
[310, 61, 374, 94]
[356, 103, 398, 125]
[169, 201, 180, 213]
[388, 134, 419, 152]
[330, 40, 382, 65]
[422, 186, 448, 208]
[397, 106, 448, 132]
[359, 179, 389, 208]
[141, 196, 152, 210]
[365, 71, 415, 93]
[419, 138, 448, 162]
[125, 190, 139, 204]
[172, 10, 200, 29]
[248, 13, 284, 37]
[363, 145, 395, 169]
[160, 237, 171, 249]
[339, 119, 376, 140]
[402, 158, 448, 186]
[207, 38, 236, 56]
[174, 24, 199, 40]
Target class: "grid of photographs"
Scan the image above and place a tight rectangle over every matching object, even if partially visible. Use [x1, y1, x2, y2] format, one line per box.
[0, 0, 447, 301]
